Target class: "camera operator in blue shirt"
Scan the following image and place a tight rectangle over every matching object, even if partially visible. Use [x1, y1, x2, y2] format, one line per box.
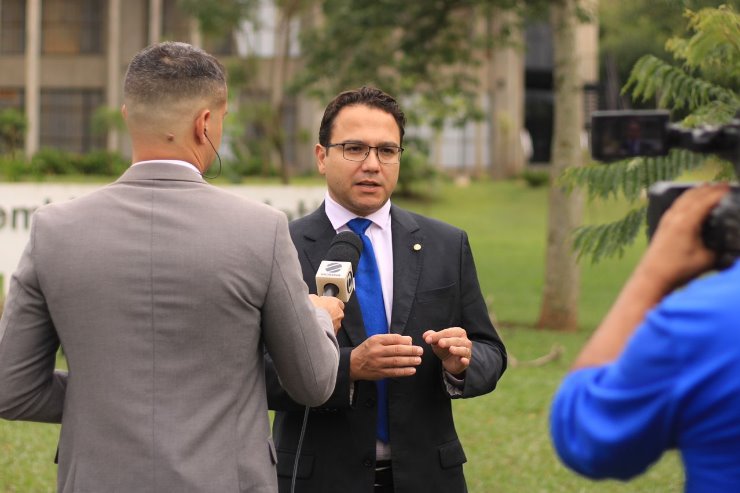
[550, 183, 740, 492]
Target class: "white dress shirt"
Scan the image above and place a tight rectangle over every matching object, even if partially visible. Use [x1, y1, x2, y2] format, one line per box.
[131, 159, 201, 175]
[324, 193, 393, 328]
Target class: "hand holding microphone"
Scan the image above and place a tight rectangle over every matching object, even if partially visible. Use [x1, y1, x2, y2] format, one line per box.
[310, 232, 363, 334]
[309, 294, 344, 334]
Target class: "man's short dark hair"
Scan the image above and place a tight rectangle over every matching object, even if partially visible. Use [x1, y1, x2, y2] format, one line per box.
[123, 41, 226, 108]
[318, 86, 406, 147]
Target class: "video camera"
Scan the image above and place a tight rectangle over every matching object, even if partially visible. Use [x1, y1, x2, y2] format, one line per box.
[590, 109, 740, 268]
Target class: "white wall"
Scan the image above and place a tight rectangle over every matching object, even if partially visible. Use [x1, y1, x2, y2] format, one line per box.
[0, 183, 325, 295]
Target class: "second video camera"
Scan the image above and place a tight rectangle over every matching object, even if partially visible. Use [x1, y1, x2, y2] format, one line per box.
[590, 110, 740, 267]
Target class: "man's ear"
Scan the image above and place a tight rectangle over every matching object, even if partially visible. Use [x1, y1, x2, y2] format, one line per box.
[195, 108, 211, 144]
[315, 143, 327, 175]
[121, 104, 128, 120]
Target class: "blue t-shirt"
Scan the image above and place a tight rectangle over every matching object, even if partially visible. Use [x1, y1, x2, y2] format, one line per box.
[550, 261, 740, 492]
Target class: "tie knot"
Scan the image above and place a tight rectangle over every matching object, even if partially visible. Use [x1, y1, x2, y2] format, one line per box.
[347, 218, 372, 235]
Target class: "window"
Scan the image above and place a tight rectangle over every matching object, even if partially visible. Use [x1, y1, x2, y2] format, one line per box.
[42, 0, 103, 54]
[0, 0, 25, 54]
[40, 89, 105, 152]
[0, 88, 24, 111]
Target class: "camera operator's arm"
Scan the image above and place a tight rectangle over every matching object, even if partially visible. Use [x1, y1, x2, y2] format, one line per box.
[572, 183, 729, 370]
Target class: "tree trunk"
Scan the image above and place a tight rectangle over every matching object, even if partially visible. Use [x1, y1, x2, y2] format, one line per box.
[270, 2, 296, 184]
[536, 0, 588, 331]
[486, 8, 526, 180]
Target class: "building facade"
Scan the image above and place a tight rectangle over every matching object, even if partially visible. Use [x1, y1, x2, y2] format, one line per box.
[0, 0, 598, 174]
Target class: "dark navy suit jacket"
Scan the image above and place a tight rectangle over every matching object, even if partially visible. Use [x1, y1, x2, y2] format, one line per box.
[266, 203, 507, 493]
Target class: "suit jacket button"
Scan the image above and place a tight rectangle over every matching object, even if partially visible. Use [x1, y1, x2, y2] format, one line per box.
[365, 397, 376, 408]
[363, 458, 373, 468]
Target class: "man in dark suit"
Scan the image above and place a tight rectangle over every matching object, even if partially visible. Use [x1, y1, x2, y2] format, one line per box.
[266, 86, 507, 492]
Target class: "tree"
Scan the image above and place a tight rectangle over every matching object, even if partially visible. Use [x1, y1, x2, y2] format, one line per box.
[599, 0, 729, 109]
[181, 0, 310, 183]
[564, 4, 740, 263]
[535, 0, 595, 331]
[0, 108, 27, 158]
[294, 0, 559, 186]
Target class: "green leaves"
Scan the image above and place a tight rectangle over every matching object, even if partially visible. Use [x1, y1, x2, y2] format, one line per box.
[667, 4, 740, 87]
[573, 207, 646, 263]
[561, 150, 705, 202]
[624, 55, 736, 117]
[178, 0, 258, 36]
[295, 0, 517, 129]
[571, 5, 739, 264]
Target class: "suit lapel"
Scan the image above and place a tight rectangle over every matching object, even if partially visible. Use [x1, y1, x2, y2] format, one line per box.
[298, 206, 367, 347]
[390, 206, 423, 335]
[297, 206, 335, 276]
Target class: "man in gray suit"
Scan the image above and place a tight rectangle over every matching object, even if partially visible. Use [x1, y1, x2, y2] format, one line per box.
[0, 42, 341, 493]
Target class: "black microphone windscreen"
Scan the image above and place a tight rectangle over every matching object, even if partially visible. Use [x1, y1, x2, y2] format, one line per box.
[326, 231, 363, 272]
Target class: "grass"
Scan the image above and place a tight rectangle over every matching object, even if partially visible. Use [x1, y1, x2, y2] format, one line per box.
[0, 177, 684, 492]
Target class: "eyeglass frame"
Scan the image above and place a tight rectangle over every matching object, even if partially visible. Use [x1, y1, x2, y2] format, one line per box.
[324, 142, 404, 165]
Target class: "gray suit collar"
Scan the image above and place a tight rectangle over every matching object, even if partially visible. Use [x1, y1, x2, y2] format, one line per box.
[116, 162, 207, 184]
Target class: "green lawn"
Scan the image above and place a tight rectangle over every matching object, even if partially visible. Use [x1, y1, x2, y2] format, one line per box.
[0, 177, 684, 492]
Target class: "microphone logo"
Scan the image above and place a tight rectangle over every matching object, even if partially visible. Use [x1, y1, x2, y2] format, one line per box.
[346, 271, 354, 295]
[326, 262, 342, 273]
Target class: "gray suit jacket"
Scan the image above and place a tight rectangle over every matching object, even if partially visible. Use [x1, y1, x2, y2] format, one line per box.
[0, 163, 339, 493]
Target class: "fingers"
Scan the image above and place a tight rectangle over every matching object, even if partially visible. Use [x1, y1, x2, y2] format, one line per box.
[643, 183, 730, 287]
[423, 328, 471, 351]
[423, 327, 466, 343]
[367, 334, 423, 357]
[309, 294, 345, 313]
[372, 333, 414, 346]
[382, 366, 418, 377]
[350, 335, 423, 381]
[675, 182, 729, 214]
[658, 183, 729, 236]
[422, 327, 472, 376]
[445, 344, 472, 360]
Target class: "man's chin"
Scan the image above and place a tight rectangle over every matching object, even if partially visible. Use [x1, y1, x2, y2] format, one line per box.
[348, 198, 387, 216]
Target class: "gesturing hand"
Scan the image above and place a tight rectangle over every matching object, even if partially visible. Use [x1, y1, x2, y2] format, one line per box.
[423, 327, 472, 377]
[350, 334, 423, 381]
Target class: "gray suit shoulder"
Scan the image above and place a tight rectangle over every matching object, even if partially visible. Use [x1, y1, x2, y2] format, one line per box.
[207, 186, 288, 219]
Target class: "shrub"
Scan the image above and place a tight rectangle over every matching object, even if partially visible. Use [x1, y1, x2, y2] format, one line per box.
[521, 169, 550, 188]
[28, 148, 129, 177]
[31, 148, 76, 175]
[0, 155, 29, 181]
[0, 108, 26, 157]
[396, 137, 437, 198]
[78, 150, 129, 175]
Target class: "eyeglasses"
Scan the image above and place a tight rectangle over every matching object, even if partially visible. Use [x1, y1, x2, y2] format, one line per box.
[326, 142, 404, 165]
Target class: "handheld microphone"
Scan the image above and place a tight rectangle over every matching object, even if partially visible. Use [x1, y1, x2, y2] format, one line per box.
[315, 231, 363, 302]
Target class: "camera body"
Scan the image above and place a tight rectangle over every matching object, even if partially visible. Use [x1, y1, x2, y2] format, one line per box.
[647, 182, 740, 269]
[590, 110, 740, 267]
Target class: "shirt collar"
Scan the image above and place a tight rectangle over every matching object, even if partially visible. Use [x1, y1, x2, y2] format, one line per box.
[324, 193, 392, 232]
[132, 160, 201, 175]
